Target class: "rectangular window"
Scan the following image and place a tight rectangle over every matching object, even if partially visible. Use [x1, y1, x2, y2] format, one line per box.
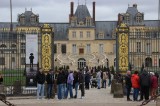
[12, 57, 15, 62]
[20, 43, 25, 49]
[21, 49, 25, 53]
[72, 44, 76, 54]
[146, 43, 151, 54]
[87, 31, 90, 38]
[61, 44, 66, 54]
[86, 44, 91, 53]
[21, 57, 25, 65]
[80, 31, 83, 38]
[0, 57, 5, 65]
[137, 42, 141, 53]
[99, 44, 104, 53]
[79, 48, 84, 54]
[72, 31, 76, 38]
[54, 44, 57, 53]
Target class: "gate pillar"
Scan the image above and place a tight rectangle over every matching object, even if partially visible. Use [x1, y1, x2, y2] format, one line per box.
[116, 23, 129, 74]
[41, 24, 53, 73]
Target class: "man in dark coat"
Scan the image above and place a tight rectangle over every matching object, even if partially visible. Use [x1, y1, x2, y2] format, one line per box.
[36, 68, 46, 99]
[79, 70, 85, 98]
[125, 71, 132, 101]
[139, 70, 150, 101]
[46, 69, 54, 99]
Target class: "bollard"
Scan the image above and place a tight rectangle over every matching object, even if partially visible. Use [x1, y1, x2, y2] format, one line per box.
[13, 80, 22, 95]
[0, 85, 6, 100]
[111, 79, 116, 94]
[113, 83, 124, 98]
[156, 97, 160, 106]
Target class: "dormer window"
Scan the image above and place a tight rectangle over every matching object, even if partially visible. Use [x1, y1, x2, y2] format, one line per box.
[20, 15, 25, 25]
[136, 13, 143, 23]
[125, 14, 130, 23]
[86, 17, 91, 26]
[98, 32, 104, 39]
[30, 15, 36, 25]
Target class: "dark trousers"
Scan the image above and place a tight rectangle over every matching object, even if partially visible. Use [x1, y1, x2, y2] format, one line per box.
[47, 84, 53, 99]
[85, 82, 90, 89]
[126, 85, 131, 99]
[79, 83, 85, 97]
[141, 86, 150, 100]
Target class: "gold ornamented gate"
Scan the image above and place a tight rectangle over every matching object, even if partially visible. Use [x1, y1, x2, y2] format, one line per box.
[41, 24, 53, 72]
[117, 23, 129, 74]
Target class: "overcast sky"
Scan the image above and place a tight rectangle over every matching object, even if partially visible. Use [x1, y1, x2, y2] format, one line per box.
[0, 0, 159, 22]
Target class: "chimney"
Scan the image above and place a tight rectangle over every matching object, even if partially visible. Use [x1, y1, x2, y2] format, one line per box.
[133, 4, 137, 8]
[93, 2, 95, 24]
[71, 2, 74, 16]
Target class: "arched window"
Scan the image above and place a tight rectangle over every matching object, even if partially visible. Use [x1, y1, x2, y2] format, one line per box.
[145, 57, 152, 67]
[11, 44, 16, 48]
[78, 58, 86, 69]
[0, 44, 7, 48]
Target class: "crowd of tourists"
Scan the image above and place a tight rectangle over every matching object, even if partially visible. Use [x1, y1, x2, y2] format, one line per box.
[35, 67, 114, 100]
[125, 69, 159, 102]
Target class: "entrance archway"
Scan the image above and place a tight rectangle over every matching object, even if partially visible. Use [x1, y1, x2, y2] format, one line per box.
[145, 57, 152, 67]
[78, 58, 86, 69]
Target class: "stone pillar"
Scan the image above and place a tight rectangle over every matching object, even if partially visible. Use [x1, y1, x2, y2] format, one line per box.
[113, 83, 124, 98]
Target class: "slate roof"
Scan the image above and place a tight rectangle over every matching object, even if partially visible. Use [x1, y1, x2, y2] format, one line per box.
[0, 22, 17, 29]
[49, 23, 69, 41]
[75, 5, 91, 22]
[144, 20, 160, 27]
[95, 21, 117, 40]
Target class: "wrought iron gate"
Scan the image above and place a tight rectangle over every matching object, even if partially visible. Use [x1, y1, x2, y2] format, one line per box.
[0, 31, 40, 96]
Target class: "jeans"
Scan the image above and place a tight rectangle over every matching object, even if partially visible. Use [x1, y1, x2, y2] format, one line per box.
[66, 83, 73, 98]
[47, 84, 53, 99]
[57, 84, 63, 99]
[74, 82, 79, 97]
[62, 83, 66, 99]
[37, 83, 45, 99]
[133, 88, 139, 101]
[102, 80, 106, 88]
[97, 79, 101, 89]
[108, 79, 111, 87]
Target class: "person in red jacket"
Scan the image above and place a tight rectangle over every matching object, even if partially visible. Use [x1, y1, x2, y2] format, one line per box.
[131, 71, 140, 101]
[150, 72, 158, 98]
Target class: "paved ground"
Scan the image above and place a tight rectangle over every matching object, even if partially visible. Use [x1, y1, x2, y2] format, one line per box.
[0, 87, 156, 106]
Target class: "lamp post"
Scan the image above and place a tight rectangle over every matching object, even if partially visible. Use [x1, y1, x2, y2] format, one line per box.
[10, 0, 13, 32]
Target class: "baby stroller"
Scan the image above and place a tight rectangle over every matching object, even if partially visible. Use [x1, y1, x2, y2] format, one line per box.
[91, 78, 97, 88]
